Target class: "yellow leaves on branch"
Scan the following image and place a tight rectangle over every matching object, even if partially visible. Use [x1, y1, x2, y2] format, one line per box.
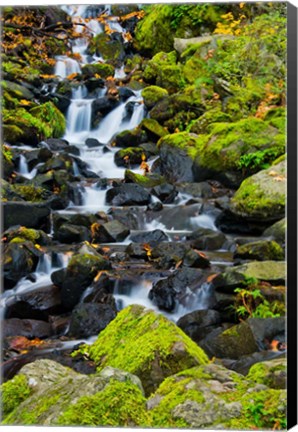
[213, 10, 246, 35]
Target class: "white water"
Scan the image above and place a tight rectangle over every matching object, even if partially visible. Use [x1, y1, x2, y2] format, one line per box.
[18, 155, 37, 179]
[54, 56, 81, 79]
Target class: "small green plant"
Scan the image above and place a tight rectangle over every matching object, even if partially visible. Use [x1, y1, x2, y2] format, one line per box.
[233, 283, 282, 320]
[238, 147, 283, 174]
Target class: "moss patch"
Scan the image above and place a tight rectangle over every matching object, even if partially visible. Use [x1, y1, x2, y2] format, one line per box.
[57, 379, 151, 426]
[141, 85, 169, 109]
[0, 374, 32, 418]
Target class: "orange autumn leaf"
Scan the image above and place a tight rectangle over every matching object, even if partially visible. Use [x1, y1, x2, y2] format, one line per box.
[207, 273, 218, 283]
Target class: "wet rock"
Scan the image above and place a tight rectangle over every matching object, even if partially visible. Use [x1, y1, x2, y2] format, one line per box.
[91, 97, 119, 127]
[92, 220, 130, 243]
[114, 147, 146, 167]
[61, 252, 110, 310]
[213, 261, 286, 294]
[118, 87, 135, 100]
[247, 317, 285, 350]
[3, 318, 52, 339]
[106, 183, 151, 206]
[247, 358, 286, 389]
[147, 201, 163, 211]
[54, 223, 91, 244]
[140, 118, 168, 141]
[187, 227, 226, 251]
[85, 138, 103, 148]
[125, 243, 148, 259]
[221, 350, 285, 376]
[215, 209, 270, 235]
[43, 138, 70, 152]
[3, 202, 51, 231]
[154, 143, 194, 183]
[114, 128, 148, 148]
[151, 242, 210, 270]
[76, 304, 209, 396]
[51, 268, 67, 288]
[149, 268, 211, 312]
[177, 310, 222, 343]
[176, 182, 214, 198]
[234, 240, 284, 261]
[151, 183, 178, 203]
[199, 321, 259, 360]
[2, 241, 42, 289]
[130, 229, 168, 246]
[68, 303, 116, 338]
[5, 285, 62, 320]
[263, 218, 286, 246]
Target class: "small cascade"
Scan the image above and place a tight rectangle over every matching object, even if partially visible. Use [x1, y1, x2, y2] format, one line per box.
[190, 214, 218, 230]
[66, 99, 92, 137]
[81, 184, 108, 211]
[18, 155, 37, 179]
[35, 253, 52, 275]
[54, 56, 81, 79]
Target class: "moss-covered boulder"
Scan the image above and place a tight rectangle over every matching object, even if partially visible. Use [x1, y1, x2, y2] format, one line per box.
[231, 161, 286, 221]
[140, 118, 168, 141]
[141, 86, 169, 109]
[88, 33, 125, 66]
[114, 127, 147, 148]
[154, 132, 198, 182]
[247, 358, 286, 390]
[81, 62, 115, 79]
[234, 240, 284, 261]
[148, 363, 286, 429]
[1, 359, 148, 426]
[213, 261, 286, 294]
[193, 118, 285, 183]
[3, 226, 50, 246]
[3, 102, 66, 145]
[114, 147, 146, 167]
[124, 170, 166, 188]
[76, 304, 209, 395]
[199, 321, 259, 360]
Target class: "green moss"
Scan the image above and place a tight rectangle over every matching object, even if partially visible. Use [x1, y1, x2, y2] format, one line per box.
[141, 85, 168, 109]
[30, 102, 66, 138]
[247, 361, 286, 388]
[11, 184, 49, 202]
[188, 108, 232, 134]
[231, 162, 286, 219]
[125, 170, 166, 188]
[157, 132, 202, 160]
[74, 305, 208, 396]
[224, 389, 286, 430]
[140, 118, 168, 139]
[235, 240, 284, 261]
[88, 33, 124, 65]
[0, 374, 32, 418]
[150, 373, 206, 427]
[57, 379, 151, 426]
[81, 63, 115, 79]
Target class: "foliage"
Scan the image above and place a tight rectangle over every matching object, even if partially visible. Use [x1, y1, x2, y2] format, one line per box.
[233, 284, 282, 320]
[2, 144, 13, 163]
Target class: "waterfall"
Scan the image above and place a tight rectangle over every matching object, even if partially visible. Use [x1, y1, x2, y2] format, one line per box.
[18, 154, 37, 179]
[54, 56, 81, 79]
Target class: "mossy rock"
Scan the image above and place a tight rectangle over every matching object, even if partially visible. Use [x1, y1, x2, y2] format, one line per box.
[81, 63, 115, 79]
[246, 358, 286, 390]
[234, 240, 284, 261]
[3, 102, 65, 145]
[231, 161, 286, 220]
[189, 108, 232, 135]
[148, 362, 286, 429]
[134, 5, 175, 55]
[114, 127, 148, 148]
[141, 85, 169, 109]
[2, 80, 34, 101]
[76, 304, 209, 396]
[213, 261, 286, 293]
[125, 170, 166, 188]
[140, 118, 168, 140]
[114, 147, 146, 167]
[88, 33, 125, 66]
[4, 226, 50, 246]
[2, 359, 148, 426]
[194, 118, 285, 178]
